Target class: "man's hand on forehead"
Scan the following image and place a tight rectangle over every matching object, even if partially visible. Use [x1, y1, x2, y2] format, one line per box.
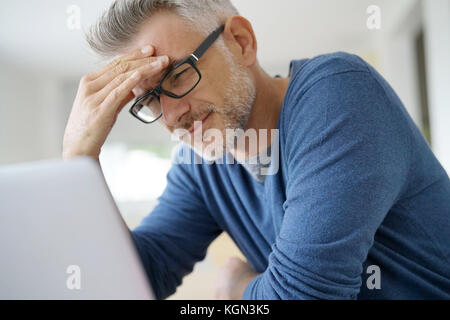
[106, 45, 171, 97]
[62, 43, 170, 160]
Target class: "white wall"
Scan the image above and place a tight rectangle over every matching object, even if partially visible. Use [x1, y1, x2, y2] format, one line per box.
[423, 0, 450, 173]
[377, 0, 423, 125]
[0, 65, 62, 164]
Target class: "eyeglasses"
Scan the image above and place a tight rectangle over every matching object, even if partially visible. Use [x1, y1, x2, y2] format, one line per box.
[129, 24, 225, 124]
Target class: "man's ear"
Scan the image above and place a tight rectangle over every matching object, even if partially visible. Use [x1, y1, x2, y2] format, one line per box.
[222, 16, 257, 67]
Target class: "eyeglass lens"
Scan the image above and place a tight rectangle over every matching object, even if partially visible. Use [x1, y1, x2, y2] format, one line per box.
[134, 62, 201, 123]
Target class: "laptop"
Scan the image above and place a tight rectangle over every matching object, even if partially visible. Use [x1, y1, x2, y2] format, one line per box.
[0, 156, 155, 300]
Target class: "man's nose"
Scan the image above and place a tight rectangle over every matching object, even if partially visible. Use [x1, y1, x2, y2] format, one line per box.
[160, 94, 190, 128]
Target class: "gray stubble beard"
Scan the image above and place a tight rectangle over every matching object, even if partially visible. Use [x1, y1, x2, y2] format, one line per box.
[200, 52, 257, 161]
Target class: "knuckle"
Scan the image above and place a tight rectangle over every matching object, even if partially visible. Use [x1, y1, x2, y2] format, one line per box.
[114, 62, 129, 75]
[112, 74, 126, 87]
[83, 81, 95, 93]
[109, 89, 120, 102]
[110, 58, 121, 67]
[145, 57, 156, 64]
[79, 77, 94, 96]
[109, 58, 121, 68]
[79, 75, 90, 85]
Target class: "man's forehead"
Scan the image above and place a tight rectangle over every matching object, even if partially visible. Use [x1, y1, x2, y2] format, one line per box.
[125, 11, 202, 63]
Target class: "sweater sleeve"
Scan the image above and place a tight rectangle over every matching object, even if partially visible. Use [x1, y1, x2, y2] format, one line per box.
[243, 70, 410, 299]
[130, 147, 222, 300]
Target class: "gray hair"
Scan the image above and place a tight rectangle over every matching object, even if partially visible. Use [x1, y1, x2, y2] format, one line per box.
[86, 0, 239, 58]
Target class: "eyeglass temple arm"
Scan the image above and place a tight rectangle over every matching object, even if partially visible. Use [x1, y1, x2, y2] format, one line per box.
[192, 24, 225, 60]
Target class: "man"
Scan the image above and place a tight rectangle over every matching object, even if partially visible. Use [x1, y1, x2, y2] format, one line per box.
[63, 0, 450, 299]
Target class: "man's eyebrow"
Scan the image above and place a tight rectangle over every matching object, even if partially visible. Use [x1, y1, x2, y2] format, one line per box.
[166, 58, 186, 70]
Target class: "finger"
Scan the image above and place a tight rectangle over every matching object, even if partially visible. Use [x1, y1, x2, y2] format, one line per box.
[89, 55, 169, 93]
[84, 44, 155, 81]
[99, 70, 144, 119]
[118, 91, 135, 111]
[92, 57, 168, 104]
[110, 91, 135, 124]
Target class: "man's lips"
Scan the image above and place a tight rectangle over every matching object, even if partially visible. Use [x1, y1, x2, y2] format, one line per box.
[188, 112, 212, 134]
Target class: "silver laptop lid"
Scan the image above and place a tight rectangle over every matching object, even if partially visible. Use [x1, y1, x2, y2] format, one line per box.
[0, 157, 154, 299]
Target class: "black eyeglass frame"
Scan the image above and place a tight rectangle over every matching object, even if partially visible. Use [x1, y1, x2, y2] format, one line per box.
[129, 24, 226, 124]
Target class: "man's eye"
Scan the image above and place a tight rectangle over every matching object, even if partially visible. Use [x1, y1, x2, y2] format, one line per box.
[173, 68, 189, 80]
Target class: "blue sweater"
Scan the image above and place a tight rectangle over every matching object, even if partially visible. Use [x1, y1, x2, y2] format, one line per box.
[131, 52, 450, 300]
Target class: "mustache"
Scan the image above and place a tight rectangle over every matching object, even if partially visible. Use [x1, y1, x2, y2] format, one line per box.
[177, 104, 217, 131]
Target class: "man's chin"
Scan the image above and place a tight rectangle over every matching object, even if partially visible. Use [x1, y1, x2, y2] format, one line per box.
[189, 140, 227, 162]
